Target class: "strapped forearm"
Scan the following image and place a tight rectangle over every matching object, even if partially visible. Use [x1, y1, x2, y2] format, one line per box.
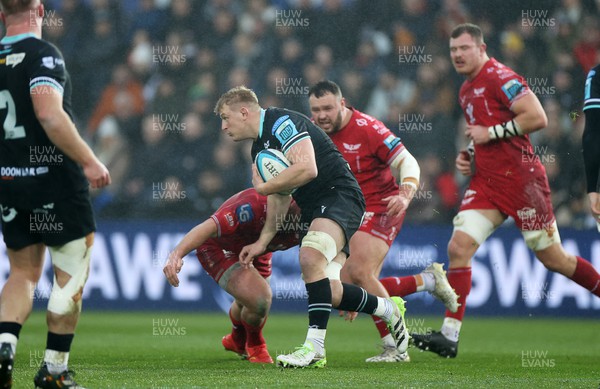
[487, 119, 523, 140]
[390, 148, 420, 190]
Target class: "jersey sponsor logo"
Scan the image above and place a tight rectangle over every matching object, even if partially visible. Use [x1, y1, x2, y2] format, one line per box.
[41, 56, 64, 69]
[6, 53, 25, 68]
[0, 205, 17, 223]
[236, 203, 254, 223]
[517, 207, 536, 222]
[461, 189, 477, 206]
[343, 143, 361, 153]
[501, 79, 524, 101]
[383, 135, 401, 150]
[272, 116, 298, 145]
[1, 166, 48, 178]
[224, 212, 234, 226]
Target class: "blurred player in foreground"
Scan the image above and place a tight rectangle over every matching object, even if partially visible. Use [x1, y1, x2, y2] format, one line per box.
[411, 23, 600, 358]
[0, 1, 111, 388]
[583, 64, 600, 232]
[164, 188, 302, 364]
[215, 86, 409, 368]
[308, 80, 458, 363]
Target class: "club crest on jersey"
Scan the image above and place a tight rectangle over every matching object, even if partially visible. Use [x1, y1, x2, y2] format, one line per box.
[501, 79, 524, 101]
[6, 53, 25, 68]
[272, 115, 298, 145]
[343, 143, 361, 153]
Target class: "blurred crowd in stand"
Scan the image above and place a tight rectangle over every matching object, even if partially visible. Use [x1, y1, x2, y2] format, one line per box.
[12, 0, 598, 228]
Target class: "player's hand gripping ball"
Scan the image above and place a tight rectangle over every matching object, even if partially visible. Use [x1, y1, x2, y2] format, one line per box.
[255, 149, 295, 195]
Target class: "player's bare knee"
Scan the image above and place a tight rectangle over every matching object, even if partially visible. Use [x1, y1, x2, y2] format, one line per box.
[254, 297, 271, 318]
[348, 268, 370, 286]
[447, 239, 472, 265]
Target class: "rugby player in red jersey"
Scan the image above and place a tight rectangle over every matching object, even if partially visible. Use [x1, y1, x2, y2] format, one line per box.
[411, 23, 600, 358]
[309, 80, 459, 362]
[163, 188, 302, 364]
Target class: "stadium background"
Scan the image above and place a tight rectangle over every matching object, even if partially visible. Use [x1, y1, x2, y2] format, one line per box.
[1, 0, 599, 317]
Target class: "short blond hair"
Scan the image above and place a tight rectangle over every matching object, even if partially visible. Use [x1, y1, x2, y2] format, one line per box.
[214, 86, 260, 114]
[0, 0, 39, 16]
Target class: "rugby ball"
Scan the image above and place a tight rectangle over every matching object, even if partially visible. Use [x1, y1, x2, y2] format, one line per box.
[255, 149, 295, 194]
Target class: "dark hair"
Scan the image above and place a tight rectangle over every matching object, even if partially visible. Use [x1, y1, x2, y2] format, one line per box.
[0, 0, 39, 15]
[308, 80, 342, 99]
[451, 23, 485, 45]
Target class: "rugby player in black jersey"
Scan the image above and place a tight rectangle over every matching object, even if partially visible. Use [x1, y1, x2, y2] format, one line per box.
[0, 1, 110, 387]
[214, 86, 408, 368]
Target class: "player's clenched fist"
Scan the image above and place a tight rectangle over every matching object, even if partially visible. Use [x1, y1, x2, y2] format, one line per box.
[465, 124, 490, 144]
[456, 150, 473, 176]
[84, 158, 111, 189]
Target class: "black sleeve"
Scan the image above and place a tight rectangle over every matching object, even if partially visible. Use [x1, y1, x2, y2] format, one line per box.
[583, 108, 600, 193]
[583, 66, 600, 193]
[27, 42, 67, 95]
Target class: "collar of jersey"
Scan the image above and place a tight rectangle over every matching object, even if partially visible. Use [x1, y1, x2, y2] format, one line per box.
[1, 33, 39, 44]
[259, 108, 265, 138]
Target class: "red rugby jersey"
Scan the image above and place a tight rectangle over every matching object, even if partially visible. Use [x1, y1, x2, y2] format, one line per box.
[328, 108, 405, 213]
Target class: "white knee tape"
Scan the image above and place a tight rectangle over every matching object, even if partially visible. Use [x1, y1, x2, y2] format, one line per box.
[452, 210, 495, 245]
[48, 235, 93, 315]
[301, 231, 338, 263]
[521, 221, 561, 251]
[325, 261, 342, 280]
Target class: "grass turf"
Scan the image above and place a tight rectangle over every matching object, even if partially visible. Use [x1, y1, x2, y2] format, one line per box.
[12, 311, 599, 388]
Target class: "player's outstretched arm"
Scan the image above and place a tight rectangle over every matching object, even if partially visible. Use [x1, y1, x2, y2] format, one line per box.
[164, 219, 218, 287]
[239, 193, 292, 267]
[31, 86, 111, 188]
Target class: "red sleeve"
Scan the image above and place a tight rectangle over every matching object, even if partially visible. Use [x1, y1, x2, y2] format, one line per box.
[370, 122, 405, 165]
[210, 207, 239, 238]
[493, 67, 531, 109]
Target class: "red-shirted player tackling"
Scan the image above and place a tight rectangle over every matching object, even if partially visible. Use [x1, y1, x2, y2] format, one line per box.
[411, 23, 600, 358]
[309, 81, 459, 363]
[163, 189, 301, 364]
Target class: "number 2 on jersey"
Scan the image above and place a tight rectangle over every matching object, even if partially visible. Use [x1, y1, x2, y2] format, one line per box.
[0, 90, 26, 139]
